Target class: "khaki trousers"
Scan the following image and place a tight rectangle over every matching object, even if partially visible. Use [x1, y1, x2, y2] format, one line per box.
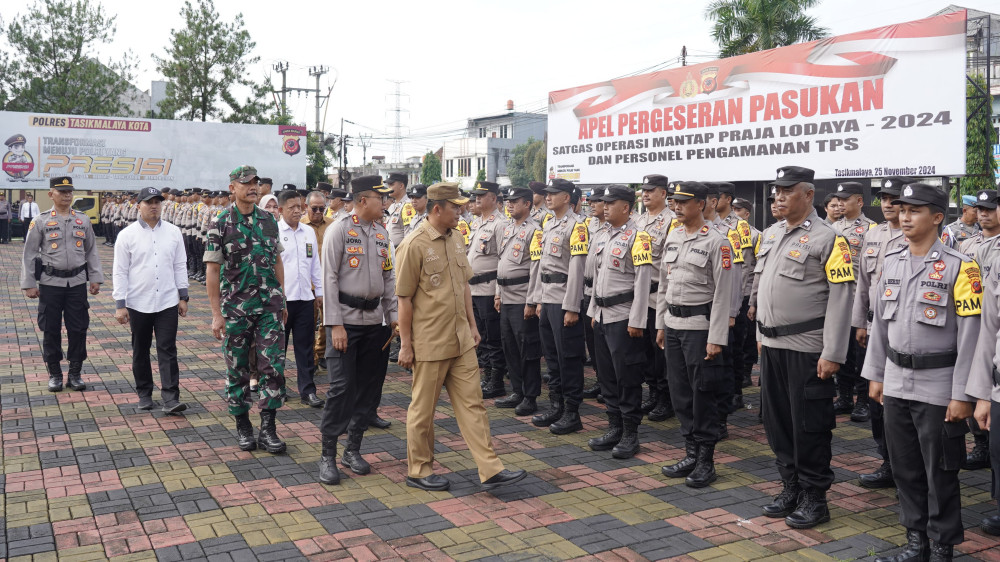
[406, 348, 504, 482]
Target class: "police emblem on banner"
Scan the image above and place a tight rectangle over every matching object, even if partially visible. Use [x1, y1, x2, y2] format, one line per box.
[278, 125, 306, 157]
[679, 72, 699, 99]
[700, 67, 718, 94]
[2, 133, 34, 181]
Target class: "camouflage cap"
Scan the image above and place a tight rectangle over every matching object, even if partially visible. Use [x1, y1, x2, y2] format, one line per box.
[229, 165, 259, 184]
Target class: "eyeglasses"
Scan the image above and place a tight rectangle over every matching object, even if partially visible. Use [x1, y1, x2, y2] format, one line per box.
[310, 206, 325, 213]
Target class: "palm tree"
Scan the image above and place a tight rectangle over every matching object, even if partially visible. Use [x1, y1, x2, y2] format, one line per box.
[706, 0, 829, 58]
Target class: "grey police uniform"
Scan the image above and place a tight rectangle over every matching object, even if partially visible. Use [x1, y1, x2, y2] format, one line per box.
[942, 218, 979, 248]
[966, 235, 1000, 503]
[496, 216, 543, 402]
[582, 218, 610, 382]
[636, 207, 675, 409]
[386, 196, 412, 247]
[467, 209, 506, 381]
[862, 241, 981, 548]
[832, 214, 877, 394]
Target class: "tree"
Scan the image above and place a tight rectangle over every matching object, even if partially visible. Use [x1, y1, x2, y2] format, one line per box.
[421, 152, 442, 184]
[959, 73, 998, 196]
[306, 135, 335, 188]
[1, 0, 138, 116]
[705, 0, 828, 58]
[476, 168, 487, 182]
[507, 138, 546, 187]
[154, 0, 270, 123]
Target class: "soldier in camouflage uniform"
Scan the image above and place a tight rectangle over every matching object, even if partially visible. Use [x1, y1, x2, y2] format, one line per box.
[205, 165, 289, 454]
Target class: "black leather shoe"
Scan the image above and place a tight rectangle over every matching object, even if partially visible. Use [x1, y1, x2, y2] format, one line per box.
[301, 393, 324, 408]
[47, 362, 63, 392]
[483, 369, 507, 399]
[663, 441, 698, 478]
[514, 396, 537, 416]
[481, 469, 527, 491]
[874, 529, 929, 562]
[549, 408, 583, 435]
[980, 514, 1000, 536]
[611, 424, 640, 459]
[685, 442, 717, 488]
[582, 384, 601, 399]
[963, 436, 990, 470]
[785, 490, 830, 529]
[257, 409, 286, 454]
[588, 416, 623, 451]
[728, 395, 745, 414]
[66, 361, 86, 391]
[318, 456, 341, 485]
[850, 398, 871, 422]
[406, 474, 450, 491]
[742, 373, 753, 388]
[342, 449, 371, 475]
[138, 396, 157, 411]
[647, 398, 674, 422]
[235, 413, 257, 451]
[162, 401, 188, 414]
[763, 483, 802, 518]
[928, 541, 953, 562]
[833, 395, 853, 415]
[531, 395, 563, 427]
[596, 393, 605, 404]
[859, 463, 896, 489]
[369, 415, 392, 429]
[494, 392, 523, 409]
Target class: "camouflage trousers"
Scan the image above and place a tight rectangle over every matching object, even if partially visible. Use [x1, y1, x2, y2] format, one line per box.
[223, 311, 287, 416]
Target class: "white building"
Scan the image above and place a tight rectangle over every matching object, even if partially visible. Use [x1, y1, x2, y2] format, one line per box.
[442, 104, 547, 187]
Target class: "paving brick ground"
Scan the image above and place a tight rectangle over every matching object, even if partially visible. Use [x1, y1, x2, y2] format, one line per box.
[1, 240, 999, 561]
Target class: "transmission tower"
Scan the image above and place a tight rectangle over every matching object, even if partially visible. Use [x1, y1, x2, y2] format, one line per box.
[386, 80, 409, 163]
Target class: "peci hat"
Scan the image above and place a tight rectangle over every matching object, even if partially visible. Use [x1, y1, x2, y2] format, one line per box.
[229, 165, 259, 184]
[640, 174, 670, 191]
[137, 186, 164, 203]
[770, 166, 814, 187]
[892, 183, 948, 212]
[427, 181, 469, 205]
[832, 182, 864, 198]
[50, 176, 74, 191]
[668, 181, 709, 201]
[350, 175, 392, 195]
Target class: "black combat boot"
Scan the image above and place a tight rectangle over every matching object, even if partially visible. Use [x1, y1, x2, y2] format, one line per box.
[611, 421, 640, 459]
[850, 394, 871, 422]
[66, 361, 86, 391]
[582, 383, 601, 399]
[963, 433, 990, 470]
[234, 413, 257, 451]
[47, 362, 63, 392]
[318, 436, 340, 485]
[685, 442, 717, 488]
[663, 440, 698, 478]
[859, 461, 896, 489]
[483, 368, 506, 399]
[549, 403, 583, 435]
[785, 489, 830, 529]
[762, 481, 802, 518]
[341, 432, 371, 475]
[588, 413, 622, 451]
[833, 383, 853, 414]
[494, 392, 523, 409]
[928, 541, 952, 562]
[531, 393, 563, 427]
[647, 393, 674, 421]
[874, 529, 929, 562]
[640, 388, 659, 413]
[257, 409, 286, 454]
[514, 396, 537, 416]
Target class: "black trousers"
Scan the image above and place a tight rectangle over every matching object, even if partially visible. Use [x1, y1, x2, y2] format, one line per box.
[761, 346, 835, 492]
[0, 218, 9, 242]
[837, 328, 868, 399]
[732, 296, 753, 393]
[320, 324, 391, 438]
[665, 328, 726, 443]
[738, 297, 758, 378]
[37, 283, 89, 364]
[499, 303, 541, 398]
[884, 396, 966, 545]
[539, 303, 584, 407]
[284, 300, 317, 396]
[129, 306, 180, 403]
[582, 295, 596, 368]
[594, 319, 645, 425]
[859, 342, 889, 461]
[643, 308, 669, 397]
[991, 400, 1000, 500]
[472, 295, 504, 372]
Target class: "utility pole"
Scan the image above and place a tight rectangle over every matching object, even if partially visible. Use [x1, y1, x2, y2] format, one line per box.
[359, 133, 372, 166]
[681, 46, 687, 67]
[308, 66, 329, 136]
[273, 61, 289, 115]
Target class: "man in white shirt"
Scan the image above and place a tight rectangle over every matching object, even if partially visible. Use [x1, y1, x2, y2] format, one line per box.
[18, 193, 40, 240]
[112, 187, 189, 413]
[277, 189, 324, 407]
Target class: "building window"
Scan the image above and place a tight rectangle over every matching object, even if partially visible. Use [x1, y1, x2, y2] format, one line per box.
[446, 159, 454, 177]
[477, 157, 485, 175]
[479, 127, 486, 138]
[501, 125, 508, 138]
[458, 158, 471, 177]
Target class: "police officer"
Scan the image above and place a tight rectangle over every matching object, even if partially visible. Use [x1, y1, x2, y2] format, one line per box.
[529, 181, 554, 226]
[467, 181, 508, 397]
[864, 183, 981, 562]
[21, 176, 104, 392]
[586, 185, 652, 458]
[529, 178, 589, 434]
[831, 182, 877, 422]
[582, 186, 609, 400]
[494, 187, 543, 415]
[755, 166, 854, 529]
[942, 194, 980, 247]
[204, 165, 289, 454]
[656, 182, 736, 486]
[852, 177, 911, 490]
[823, 193, 843, 224]
[385, 172, 413, 247]
[404, 184, 428, 237]
[731, 197, 761, 387]
[318, 175, 397, 484]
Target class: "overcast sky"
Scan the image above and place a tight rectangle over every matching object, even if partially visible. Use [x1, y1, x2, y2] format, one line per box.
[10, 0, 993, 164]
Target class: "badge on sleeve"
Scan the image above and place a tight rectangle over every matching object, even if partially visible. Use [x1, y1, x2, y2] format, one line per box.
[721, 246, 732, 270]
[529, 229, 543, 261]
[824, 236, 856, 283]
[953, 260, 983, 316]
[570, 221, 589, 256]
[401, 202, 415, 226]
[631, 231, 652, 266]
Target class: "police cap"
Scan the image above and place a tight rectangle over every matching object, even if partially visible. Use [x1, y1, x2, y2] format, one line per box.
[600, 185, 636, 204]
[770, 166, 814, 186]
[831, 182, 864, 198]
[351, 175, 392, 195]
[640, 174, 670, 191]
[668, 182, 709, 201]
[50, 176, 74, 191]
[892, 183, 948, 213]
[878, 176, 915, 197]
[544, 178, 575, 194]
[975, 189, 998, 210]
[386, 172, 408, 187]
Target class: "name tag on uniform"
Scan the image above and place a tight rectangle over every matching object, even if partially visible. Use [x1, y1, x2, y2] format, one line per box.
[306, 243, 313, 258]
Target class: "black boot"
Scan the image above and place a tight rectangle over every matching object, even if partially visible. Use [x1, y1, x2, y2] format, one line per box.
[257, 409, 286, 454]
[66, 361, 86, 391]
[588, 414, 622, 451]
[640, 388, 658, 413]
[47, 362, 64, 392]
[663, 440, 699, 478]
[874, 529, 929, 562]
[718, 420, 729, 440]
[685, 442, 717, 488]
[582, 384, 601, 399]
[785, 489, 830, 529]
[963, 433, 990, 470]
[742, 372, 753, 388]
[514, 396, 537, 416]
[859, 461, 896, 489]
[833, 383, 853, 414]
[980, 513, 1000, 536]
[341, 432, 371, 475]
[480, 367, 492, 392]
[647, 393, 674, 421]
[318, 437, 340, 485]
[928, 541, 953, 562]
[611, 422, 640, 459]
[850, 394, 871, 422]
[494, 392, 523, 409]
[531, 393, 563, 427]
[483, 368, 506, 399]
[235, 413, 257, 451]
[549, 403, 583, 435]
[762, 482, 802, 518]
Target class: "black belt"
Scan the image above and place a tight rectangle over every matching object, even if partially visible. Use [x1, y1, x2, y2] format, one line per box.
[866, 310, 874, 323]
[338, 292, 380, 311]
[667, 303, 711, 318]
[887, 346, 957, 370]
[43, 264, 86, 278]
[497, 275, 529, 287]
[542, 272, 568, 284]
[584, 277, 593, 288]
[757, 317, 825, 338]
[650, 282, 659, 294]
[595, 291, 633, 308]
[469, 271, 498, 285]
[993, 366, 1000, 387]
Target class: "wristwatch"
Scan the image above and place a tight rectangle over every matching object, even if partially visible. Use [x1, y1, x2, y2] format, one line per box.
[179, 296, 190, 302]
